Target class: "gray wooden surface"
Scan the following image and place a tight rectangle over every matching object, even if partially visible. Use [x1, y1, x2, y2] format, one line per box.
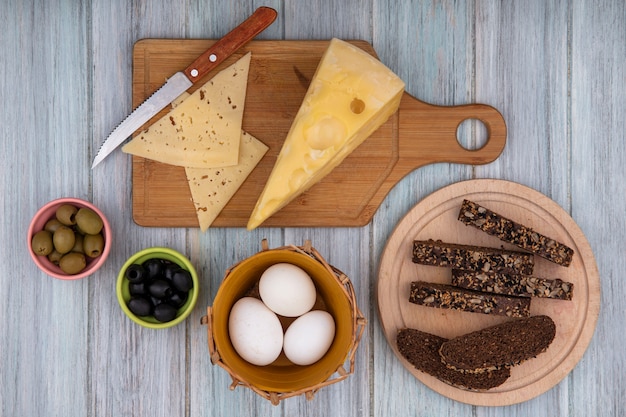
[2, 0, 624, 416]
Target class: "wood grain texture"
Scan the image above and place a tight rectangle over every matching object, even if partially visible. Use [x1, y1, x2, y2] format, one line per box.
[129, 39, 505, 227]
[1, 2, 91, 416]
[181, 7, 277, 81]
[89, 2, 188, 417]
[569, 1, 626, 416]
[2, 0, 625, 416]
[377, 179, 600, 406]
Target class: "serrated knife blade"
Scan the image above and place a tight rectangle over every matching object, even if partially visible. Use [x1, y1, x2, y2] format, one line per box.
[92, 6, 277, 169]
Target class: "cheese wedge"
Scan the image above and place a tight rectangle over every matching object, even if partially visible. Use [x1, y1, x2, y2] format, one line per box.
[122, 52, 251, 168]
[185, 131, 268, 231]
[247, 38, 405, 230]
[169, 92, 267, 231]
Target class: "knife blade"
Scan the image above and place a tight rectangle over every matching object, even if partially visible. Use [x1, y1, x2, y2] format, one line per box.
[92, 6, 277, 168]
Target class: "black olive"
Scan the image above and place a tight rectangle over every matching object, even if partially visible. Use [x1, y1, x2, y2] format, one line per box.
[125, 264, 145, 283]
[124, 256, 194, 324]
[167, 291, 188, 308]
[153, 303, 178, 322]
[172, 269, 193, 292]
[163, 263, 180, 281]
[129, 282, 149, 296]
[150, 296, 163, 308]
[149, 279, 173, 299]
[127, 296, 153, 316]
[143, 258, 165, 280]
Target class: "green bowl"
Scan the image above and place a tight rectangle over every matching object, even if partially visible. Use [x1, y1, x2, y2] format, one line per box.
[116, 247, 199, 329]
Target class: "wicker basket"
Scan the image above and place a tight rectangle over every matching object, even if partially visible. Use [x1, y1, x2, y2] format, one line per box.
[201, 239, 366, 405]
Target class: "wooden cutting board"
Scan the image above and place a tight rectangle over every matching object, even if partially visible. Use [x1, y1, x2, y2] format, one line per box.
[130, 39, 507, 228]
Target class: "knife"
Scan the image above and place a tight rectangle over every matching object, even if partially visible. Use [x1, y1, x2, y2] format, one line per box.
[92, 6, 278, 168]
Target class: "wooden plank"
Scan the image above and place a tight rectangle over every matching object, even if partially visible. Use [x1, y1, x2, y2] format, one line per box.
[467, 2, 574, 414]
[2, 1, 91, 416]
[569, 0, 626, 415]
[282, 227, 372, 413]
[474, 0, 571, 207]
[371, 1, 479, 415]
[3, 1, 624, 416]
[442, 1, 569, 416]
[89, 2, 188, 417]
[129, 39, 506, 228]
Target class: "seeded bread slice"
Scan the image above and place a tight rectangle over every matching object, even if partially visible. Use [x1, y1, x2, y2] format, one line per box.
[409, 281, 531, 318]
[412, 239, 534, 275]
[458, 199, 574, 267]
[451, 269, 574, 300]
[439, 315, 556, 373]
[396, 328, 510, 391]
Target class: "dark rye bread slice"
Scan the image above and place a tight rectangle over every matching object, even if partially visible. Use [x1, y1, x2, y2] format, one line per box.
[396, 328, 510, 391]
[412, 239, 534, 275]
[439, 315, 556, 373]
[409, 281, 531, 318]
[458, 199, 574, 267]
[451, 269, 574, 300]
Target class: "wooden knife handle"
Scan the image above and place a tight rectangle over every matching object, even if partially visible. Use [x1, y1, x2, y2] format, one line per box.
[183, 7, 277, 81]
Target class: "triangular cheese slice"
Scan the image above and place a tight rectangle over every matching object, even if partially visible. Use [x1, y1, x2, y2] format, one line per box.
[185, 130, 268, 231]
[168, 92, 267, 231]
[247, 39, 405, 230]
[122, 52, 251, 168]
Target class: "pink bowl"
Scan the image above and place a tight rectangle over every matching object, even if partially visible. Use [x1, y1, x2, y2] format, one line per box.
[28, 197, 112, 280]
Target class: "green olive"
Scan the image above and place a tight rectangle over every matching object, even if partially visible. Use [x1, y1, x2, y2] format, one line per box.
[44, 218, 63, 233]
[74, 223, 86, 235]
[75, 207, 103, 235]
[83, 233, 104, 258]
[71, 233, 85, 254]
[59, 252, 86, 274]
[31, 230, 53, 256]
[47, 249, 63, 265]
[56, 204, 78, 226]
[53, 225, 76, 254]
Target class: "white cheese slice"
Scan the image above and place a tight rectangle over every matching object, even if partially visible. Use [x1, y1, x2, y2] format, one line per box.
[122, 52, 251, 168]
[247, 39, 405, 230]
[185, 131, 268, 231]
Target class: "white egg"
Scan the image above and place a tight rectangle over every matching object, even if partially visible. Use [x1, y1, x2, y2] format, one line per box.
[283, 310, 335, 366]
[259, 263, 317, 317]
[228, 297, 284, 366]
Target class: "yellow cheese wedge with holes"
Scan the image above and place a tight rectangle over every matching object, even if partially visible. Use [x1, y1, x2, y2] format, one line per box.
[122, 52, 251, 168]
[247, 38, 405, 230]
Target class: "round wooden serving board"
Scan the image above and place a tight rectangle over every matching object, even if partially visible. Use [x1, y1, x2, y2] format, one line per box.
[376, 179, 600, 406]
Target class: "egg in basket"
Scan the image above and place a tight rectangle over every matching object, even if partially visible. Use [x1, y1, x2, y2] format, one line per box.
[202, 239, 366, 405]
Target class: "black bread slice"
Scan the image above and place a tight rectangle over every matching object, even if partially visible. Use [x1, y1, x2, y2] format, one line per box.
[412, 239, 535, 275]
[439, 315, 556, 373]
[396, 328, 510, 390]
[409, 281, 532, 318]
[451, 269, 574, 300]
[458, 199, 574, 267]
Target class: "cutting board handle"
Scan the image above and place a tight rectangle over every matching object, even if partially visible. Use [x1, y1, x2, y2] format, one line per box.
[396, 93, 507, 172]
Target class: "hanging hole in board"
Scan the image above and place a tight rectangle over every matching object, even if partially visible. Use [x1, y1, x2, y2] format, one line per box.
[456, 118, 489, 151]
